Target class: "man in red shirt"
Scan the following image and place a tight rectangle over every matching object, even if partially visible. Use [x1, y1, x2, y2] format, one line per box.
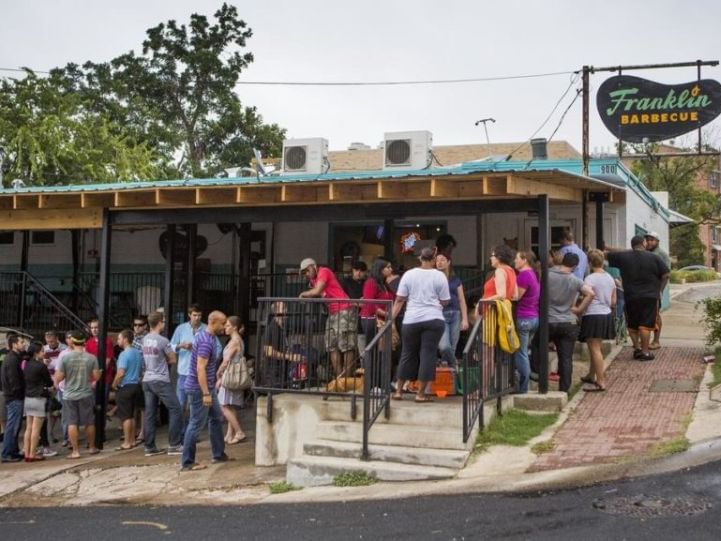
[85, 318, 115, 415]
[299, 258, 357, 377]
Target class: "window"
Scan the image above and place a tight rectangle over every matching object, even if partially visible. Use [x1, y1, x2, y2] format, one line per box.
[31, 231, 55, 245]
[710, 171, 720, 190]
[0, 231, 14, 245]
[713, 227, 719, 243]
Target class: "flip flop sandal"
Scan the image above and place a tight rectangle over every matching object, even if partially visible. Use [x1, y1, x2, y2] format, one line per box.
[115, 446, 134, 451]
[391, 394, 404, 401]
[580, 375, 595, 384]
[583, 382, 606, 392]
[649, 343, 661, 350]
[66, 454, 82, 460]
[415, 396, 434, 403]
[88, 449, 101, 455]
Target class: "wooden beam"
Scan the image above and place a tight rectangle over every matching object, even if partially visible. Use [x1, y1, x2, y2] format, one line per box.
[457, 179, 485, 198]
[195, 187, 238, 206]
[114, 190, 157, 208]
[430, 178, 459, 198]
[156, 188, 196, 207]
[0, 208, 103, 230]
[13, 194, 40, 210]
[281, 184, 319, 203]
[508, 175, 581, 202]
[237, 186, 280, 205]
[39, 193, 83, 209]
[81, 192, 115, 208]
[482, 176, 507, 195]
[377, 180, 407, 200]
[329, 182, 377, 202]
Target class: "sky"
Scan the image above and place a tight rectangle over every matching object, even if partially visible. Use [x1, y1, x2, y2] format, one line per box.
[2, 0, 721, 155]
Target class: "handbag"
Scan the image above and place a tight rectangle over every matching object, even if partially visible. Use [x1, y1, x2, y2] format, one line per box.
[376, 318, 401, 351]
[222, 355, 252, 391]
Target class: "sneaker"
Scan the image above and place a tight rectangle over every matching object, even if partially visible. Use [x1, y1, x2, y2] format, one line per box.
[637, 352, 655, 362]
[549, 372, 560, 382]
[166, 446, 183, 456]
[144, 448, 165, 457]
[211, 453, 229, 464]
[529, 372, 539, 382]
[1, 456, 22, 463]
[41, 447, 58, 458]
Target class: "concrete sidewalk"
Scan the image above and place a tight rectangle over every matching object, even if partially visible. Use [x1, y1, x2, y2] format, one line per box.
[2, 282, 721, 507]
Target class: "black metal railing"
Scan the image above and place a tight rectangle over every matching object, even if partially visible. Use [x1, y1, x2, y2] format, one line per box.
[460, 300, 514, 443]
[0, 271, 89, 338]
[254, 297, 393, 449]
[361, 318, 393, 460]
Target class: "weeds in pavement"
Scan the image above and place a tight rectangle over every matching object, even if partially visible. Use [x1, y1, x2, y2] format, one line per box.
[567, 381, 583, 401]
[474, 409, 558, 454]
[269, 481, 301, 494]
[332, 471, 377, 487]
[530, 440, 556, 455]
[650, 436, 690, 458]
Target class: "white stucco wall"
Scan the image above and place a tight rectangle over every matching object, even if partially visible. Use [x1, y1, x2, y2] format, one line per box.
[622, 189, 670, 252]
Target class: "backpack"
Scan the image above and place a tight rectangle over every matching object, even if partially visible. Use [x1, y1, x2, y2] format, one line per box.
[495, 299, 520, 354]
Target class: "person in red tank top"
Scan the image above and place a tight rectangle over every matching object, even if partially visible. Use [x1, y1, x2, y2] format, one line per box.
[480, 244, 518, 309]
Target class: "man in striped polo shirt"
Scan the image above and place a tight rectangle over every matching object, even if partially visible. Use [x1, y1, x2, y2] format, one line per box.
[180, 311, 227, 471]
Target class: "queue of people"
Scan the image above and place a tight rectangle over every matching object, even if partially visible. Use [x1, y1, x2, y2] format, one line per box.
[0, 306, 250, 471]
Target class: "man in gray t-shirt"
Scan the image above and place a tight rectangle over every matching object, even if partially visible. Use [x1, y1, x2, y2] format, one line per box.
[547, 253, 595, 393]
[141, 312, 183, 456]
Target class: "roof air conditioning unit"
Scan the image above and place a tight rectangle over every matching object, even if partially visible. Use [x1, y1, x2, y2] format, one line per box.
[281, 138, 329, 175]
[383, 130, 433, 170]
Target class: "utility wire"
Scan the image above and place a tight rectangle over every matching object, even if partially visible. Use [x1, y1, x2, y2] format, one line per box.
[504, 72, 580, 161]
[233, 70, 575, 86]
[0, 65, 575, 86]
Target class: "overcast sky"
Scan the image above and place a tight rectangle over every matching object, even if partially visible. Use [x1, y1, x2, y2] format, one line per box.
[2, 0, 721, 154]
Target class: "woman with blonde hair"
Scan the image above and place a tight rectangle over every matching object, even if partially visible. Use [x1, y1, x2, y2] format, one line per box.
[216, 316, 247, 444]
[577, 249, 616, 391]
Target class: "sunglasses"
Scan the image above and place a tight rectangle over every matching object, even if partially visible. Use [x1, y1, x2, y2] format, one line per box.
[133, 323, 145, 327]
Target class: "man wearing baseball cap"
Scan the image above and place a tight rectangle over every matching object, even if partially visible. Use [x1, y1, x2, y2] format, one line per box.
[644, 232, 671, 350]
[299, 258, 357, 377]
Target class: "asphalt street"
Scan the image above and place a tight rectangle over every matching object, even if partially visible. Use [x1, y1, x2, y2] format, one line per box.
[2, 458, 721, 540]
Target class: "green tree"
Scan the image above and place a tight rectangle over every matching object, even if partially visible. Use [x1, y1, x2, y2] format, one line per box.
[630, 144, 718, 267]
[59, 3, 285, 178]
[0, 71, 160, 185]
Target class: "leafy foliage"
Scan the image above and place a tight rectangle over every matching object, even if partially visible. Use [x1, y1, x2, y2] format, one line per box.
[0, 3, 285, 185]
[630, 144, 718, 267]
[0, 71, 160, 185]
[669, 269, 717, 284]
[332, 471, 377, 487]
[700, 296, 721, 346]
[269, 481, 301, 494]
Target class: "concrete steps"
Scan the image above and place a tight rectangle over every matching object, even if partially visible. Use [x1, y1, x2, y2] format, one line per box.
[320, 397, 465, 428]
[315, 420, 469, 451]
[303, 438, 470, 469]
[286, 455, 458, 487]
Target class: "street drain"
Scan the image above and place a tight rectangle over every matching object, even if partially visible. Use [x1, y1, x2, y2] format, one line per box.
[649, 379, 699, 393]
[592, 494, 712, 519]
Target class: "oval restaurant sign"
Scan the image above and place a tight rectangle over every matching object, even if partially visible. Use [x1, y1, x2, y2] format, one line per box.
[597, 75, 721, 143]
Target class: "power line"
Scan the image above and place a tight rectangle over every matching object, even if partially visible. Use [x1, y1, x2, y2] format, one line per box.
[233, 70, 575, 86]
[0, 67, 51, 74]
[504, 72, 580, 160]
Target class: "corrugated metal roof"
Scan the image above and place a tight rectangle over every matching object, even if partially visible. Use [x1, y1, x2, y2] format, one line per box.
[0, 158, 621, 195]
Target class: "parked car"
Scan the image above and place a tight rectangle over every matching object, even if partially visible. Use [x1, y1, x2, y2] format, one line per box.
[678, 265, 716, 272]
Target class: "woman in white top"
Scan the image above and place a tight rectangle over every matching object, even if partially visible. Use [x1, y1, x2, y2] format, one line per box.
[216, 316, 247, 444]
[391, 247, 450, 403]
[576, 249, 616, 391]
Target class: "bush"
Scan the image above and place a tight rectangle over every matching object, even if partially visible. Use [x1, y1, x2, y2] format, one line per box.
[700, 297, 721, 346]
[670, 270, 718, 284]
[269, 481, 301, 494]
[332, 471, 377, 487]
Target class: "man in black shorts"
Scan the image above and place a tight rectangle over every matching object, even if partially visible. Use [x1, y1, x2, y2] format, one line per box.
[607, 236, 670, 361]
[112, 330, 145, 451]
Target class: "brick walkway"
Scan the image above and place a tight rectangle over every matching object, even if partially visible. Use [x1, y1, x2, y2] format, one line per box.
[529, 346, 706, 472]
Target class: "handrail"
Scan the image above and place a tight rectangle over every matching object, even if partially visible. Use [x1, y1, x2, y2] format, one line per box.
[361, 317, 393, 460]
[461, 316, 483, 443]
[22, 272, 89, 333]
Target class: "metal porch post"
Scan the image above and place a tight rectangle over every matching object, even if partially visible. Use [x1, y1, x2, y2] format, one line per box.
[590, 192, 609, 249]
[383, 219, 394, 262]
[17, 231, 30, 328]
[238, 223, 252, 325]
[538, 195, 550, 394]
[186, 224, 197, 309]
[163, 224, 176, 338]
[476, 215, 484, 270]
[95, 210, 112, 449]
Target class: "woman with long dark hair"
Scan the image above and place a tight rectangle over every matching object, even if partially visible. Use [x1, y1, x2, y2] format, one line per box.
[513, 250, 540, 393]
[360, 259, 395, 347]
[435, 253, 469, 367]
[23, 341, 53, 461]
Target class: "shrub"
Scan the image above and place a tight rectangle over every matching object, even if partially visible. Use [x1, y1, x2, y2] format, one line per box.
[670, 270, 718, 284]
[332, 471, 377, 487]
[700, 297, 721, 346]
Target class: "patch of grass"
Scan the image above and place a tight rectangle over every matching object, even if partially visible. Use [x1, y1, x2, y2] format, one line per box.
[567, 381, 583, 401]
[269, 481, 301, 494]
[710, 346, 721, 389]
[332, 471, 377, 487]
[474, 409, 559, 454]
[650, 436, 690, 458]
[531, 440, 556, 455]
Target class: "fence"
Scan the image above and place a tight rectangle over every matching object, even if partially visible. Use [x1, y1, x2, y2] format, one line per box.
[460, 299, 514, 442]
[254, 296, 393, 458]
